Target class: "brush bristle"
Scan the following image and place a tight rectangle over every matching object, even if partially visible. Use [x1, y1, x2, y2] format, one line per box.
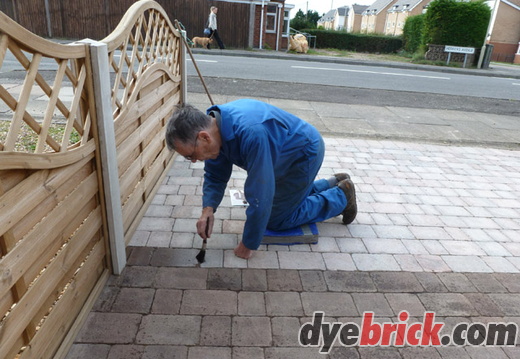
[196, 250, 206, 263]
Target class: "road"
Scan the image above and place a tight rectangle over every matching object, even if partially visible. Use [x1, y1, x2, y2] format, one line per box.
[187, 54, 520, 101]
[186, 54, 520, 117]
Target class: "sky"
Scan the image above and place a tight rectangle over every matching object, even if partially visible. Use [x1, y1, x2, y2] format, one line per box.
[288, 0, 374, 18]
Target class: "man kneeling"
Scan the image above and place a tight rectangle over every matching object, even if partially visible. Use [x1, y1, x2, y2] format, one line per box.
[165, 99, 357, 259]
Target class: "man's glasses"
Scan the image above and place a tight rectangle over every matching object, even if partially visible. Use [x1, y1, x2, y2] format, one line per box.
[184, 136, 199, 161]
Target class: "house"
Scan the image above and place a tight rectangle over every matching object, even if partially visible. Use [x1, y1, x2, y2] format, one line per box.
[318, 9, 337, 29]
[485, 0, 520, 63]
[347, 4, 370, 32]
[361, 0, 397, 34]
[251, 0, 293, 50]
[335, 6, 350, 30]
[384, 0, 430, 36]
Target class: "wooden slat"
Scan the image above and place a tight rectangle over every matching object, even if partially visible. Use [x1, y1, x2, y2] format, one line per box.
[0, 206, 103, 357]
[35, 60, 69, 153]
[4, 52, 42, 151]
[0, 171, 99, 301]
[18, 241, 108, 359]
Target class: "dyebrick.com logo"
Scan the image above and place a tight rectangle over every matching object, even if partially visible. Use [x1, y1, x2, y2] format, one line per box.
[299, 311, 518, 354]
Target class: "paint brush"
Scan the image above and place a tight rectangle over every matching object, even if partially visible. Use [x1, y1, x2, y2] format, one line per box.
[195, 219, 209, 263]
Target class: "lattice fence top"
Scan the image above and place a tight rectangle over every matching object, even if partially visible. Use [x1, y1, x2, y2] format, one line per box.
[102, 0, 182, 119]
[0, 0, 182, 157]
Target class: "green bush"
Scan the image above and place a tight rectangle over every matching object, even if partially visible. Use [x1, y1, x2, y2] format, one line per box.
[304, 29, 403, 53]
[402, 14, 425, 53]
[423, 0, 491, 48]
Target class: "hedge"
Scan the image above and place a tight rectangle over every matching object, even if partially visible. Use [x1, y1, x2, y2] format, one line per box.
[402, 14, 425, 53]
[303, 29, 403, 53]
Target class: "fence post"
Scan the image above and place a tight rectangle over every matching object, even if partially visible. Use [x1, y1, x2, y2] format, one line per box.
[81, 39, 127, 275]
[180, 30, 188, 104]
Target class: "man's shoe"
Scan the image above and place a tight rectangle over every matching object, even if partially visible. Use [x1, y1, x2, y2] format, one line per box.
[338, 179, 357, 225]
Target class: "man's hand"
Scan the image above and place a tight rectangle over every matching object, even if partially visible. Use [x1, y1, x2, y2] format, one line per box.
[234, 241, 253, 259]
[197, 207, 214, 239]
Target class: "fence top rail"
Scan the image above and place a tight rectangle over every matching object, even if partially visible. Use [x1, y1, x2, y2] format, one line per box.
[0, 11, 86, 59]
[101, 0, 181, 52]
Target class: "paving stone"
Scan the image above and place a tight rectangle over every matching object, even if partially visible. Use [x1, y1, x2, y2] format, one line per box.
[238, 291, 266, 316]
[199, 316, 232, 346]
[328, 347, 360, 359]
[232, 347, 265, 359]
[150, 248, 201, 267]
[371, 272, 423, 292]
[322, 253, 357, 271]
[151, 289, 183, 314]
[267, 269, 302, 291]
[324, 271, 377, 292]
[181, 290, 237, 315]
[142, 345, 188, 359]
[75, 312, 142, 344]
[414, 272, 448, 292]
[127, 247, 154, 266]
[92, 286, 119, 312]
[385, 293, 426, 317]
[358, 347, 402, 359]
[434, 347, 471, 359]
[465, 273, 508, 293]
[154, 267, 207, 289]
[493, 273, 520, 292]
[111, 287, 155, 314]
[187, 347, 231, 359]
[271, 317, 302, 346]
[242, 269, 268, 291]
[437, 273, 478, 293]
[442, 255, 493, 272]
[300, 270, 328, 292]
[248, 251, 280, 269]
[352, 253, 401, 271]
[65, 344, 110, 359]
[136, 315, 201, 345]
[120, 266, 157, 287]
[352, 293, 393, 316]
[208, 268, 242, 290]
[400, 347, 442, 359]
[301, 292, 358, 317]
[265, 291, 304, 316]
[232, 317, 272, 346]
[415, 255, 452, 272]
[488, 294, 520, 316]
[464, 347, 509, 359]
[278, 252, 326, 270]
[418, 293, 478, 316]
[264, 347, 326, 359]
[107, 345, 145, 359]
[464, 293, 504, 317]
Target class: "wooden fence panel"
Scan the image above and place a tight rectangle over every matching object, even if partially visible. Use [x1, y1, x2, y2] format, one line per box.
[0, 1, 184, 357]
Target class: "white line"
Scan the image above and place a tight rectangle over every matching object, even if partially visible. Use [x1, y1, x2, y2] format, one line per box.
[513, 83, 520, 86]
[187, 59, 218, 63]
[291, 65, 451, 80]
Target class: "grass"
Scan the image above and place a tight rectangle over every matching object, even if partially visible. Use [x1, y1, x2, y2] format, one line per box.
[0, 119, 81, 153]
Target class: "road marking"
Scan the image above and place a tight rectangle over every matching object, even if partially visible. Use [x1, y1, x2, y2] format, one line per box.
[187, 59, 218, 63]
[513, 83, 520, 86]
[291, 65, 451, 80]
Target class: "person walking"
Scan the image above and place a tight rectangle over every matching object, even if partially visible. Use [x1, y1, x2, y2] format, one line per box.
[207, 6, 225, 49]
[165, 99, 357, 259]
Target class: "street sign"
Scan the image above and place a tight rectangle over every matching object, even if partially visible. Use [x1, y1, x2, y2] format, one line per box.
[444, 46, 475, 54]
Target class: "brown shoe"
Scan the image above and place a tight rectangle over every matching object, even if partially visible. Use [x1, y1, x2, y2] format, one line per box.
[338, 179, 357, 225]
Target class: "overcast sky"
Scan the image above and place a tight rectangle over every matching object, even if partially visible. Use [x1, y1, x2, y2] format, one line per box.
[288, 0, 374, 18]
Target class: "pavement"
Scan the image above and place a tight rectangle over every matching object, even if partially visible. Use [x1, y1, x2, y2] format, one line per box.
[54, 51, 520, 358]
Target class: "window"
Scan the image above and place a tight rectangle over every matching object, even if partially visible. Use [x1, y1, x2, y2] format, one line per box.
[283, 10, 290, 37]
[266, 5, 278, 33]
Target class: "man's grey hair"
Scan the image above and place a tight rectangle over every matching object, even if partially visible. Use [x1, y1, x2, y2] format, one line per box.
[165, 104, 211, 151]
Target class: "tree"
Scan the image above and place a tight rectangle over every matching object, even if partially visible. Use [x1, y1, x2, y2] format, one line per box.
[290, 9, 321, 31]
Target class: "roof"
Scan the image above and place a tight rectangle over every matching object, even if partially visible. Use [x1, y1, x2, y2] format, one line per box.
[387, 0, 427, 12]
[337, 6, 349, 16]
[318, 9, 337, 22]
[352, 4, 370, 14]
[363, 0, 397, 15]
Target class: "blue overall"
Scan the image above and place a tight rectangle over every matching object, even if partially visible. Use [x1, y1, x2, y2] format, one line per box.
[203, 99, 347, 250]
